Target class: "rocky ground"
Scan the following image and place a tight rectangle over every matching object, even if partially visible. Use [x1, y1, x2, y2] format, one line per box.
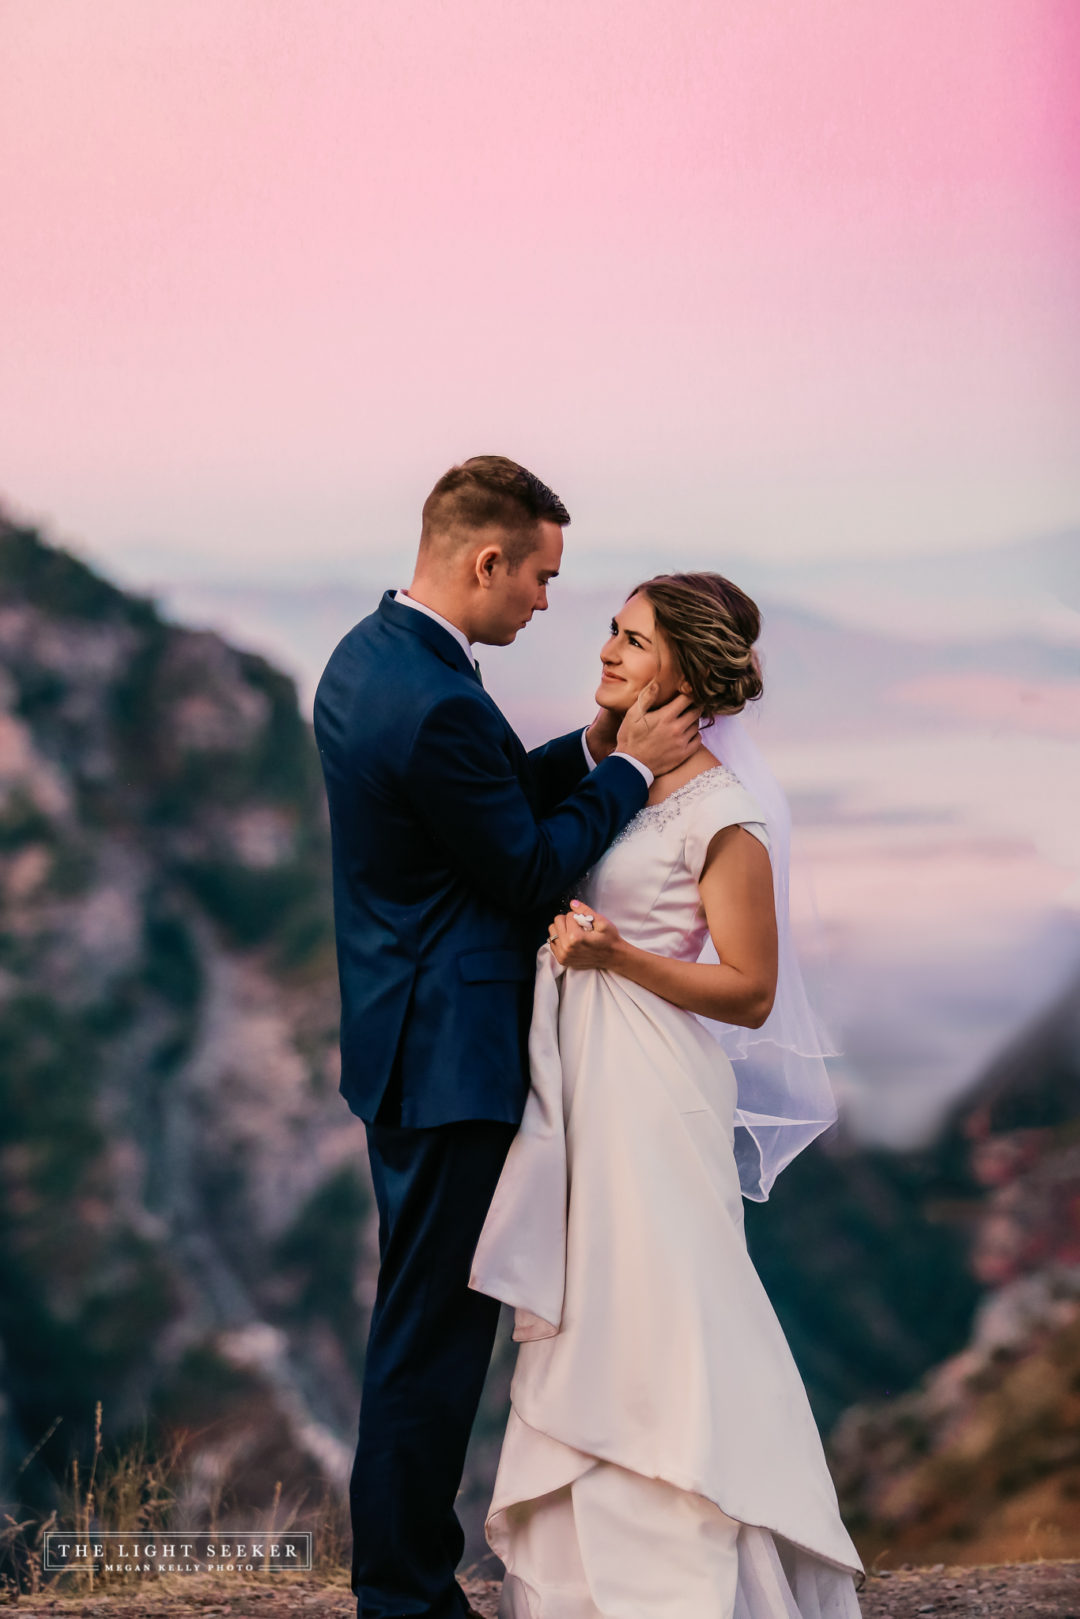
[4, 1563, 1080, 1616]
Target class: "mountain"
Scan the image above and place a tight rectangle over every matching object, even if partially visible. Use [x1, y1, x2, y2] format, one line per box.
[0, 510, 365, 1519]
[824, 968, 1080, 1565]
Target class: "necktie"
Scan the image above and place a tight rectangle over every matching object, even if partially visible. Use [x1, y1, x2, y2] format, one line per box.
[473, 658, 484, 687]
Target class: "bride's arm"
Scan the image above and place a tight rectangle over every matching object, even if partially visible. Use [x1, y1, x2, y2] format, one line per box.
[548, 826, 778, 1028]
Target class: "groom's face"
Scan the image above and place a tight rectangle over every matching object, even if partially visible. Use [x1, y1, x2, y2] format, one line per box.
[473, 520, 564, 645]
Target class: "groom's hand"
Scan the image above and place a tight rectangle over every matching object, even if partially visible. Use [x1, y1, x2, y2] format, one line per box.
[615, 683, 701, 777]
[583, 705, 621, 763]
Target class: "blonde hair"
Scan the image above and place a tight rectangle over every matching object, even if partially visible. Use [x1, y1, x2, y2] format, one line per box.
[631, 571, 763, 718]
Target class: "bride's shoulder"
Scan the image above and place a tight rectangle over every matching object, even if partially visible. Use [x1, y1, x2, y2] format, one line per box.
[678, 764, 771, 870]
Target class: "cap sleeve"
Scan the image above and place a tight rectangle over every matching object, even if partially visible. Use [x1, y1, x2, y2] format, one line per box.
[682, 781, 771, 881]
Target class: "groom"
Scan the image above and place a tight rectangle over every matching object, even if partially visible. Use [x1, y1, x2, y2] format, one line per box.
[313, 455, 700, 1619]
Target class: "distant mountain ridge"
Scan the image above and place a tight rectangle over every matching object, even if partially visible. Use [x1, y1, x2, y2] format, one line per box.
[129, 565, 1080, 742]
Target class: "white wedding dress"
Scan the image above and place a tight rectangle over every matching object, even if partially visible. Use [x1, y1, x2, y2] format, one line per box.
[468, 764, 864, 1619]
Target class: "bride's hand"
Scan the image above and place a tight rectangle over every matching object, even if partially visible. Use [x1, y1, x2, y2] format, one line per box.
[547, 900, 623, 970]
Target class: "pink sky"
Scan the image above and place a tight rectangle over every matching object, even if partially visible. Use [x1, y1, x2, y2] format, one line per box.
[1, 0, 1078, 577]
[888, 673, 1080, 737]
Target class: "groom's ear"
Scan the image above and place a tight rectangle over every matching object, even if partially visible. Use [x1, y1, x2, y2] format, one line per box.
[475, 544, 501, 587]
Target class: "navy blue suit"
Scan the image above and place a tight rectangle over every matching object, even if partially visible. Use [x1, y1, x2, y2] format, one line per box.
[313, 591, 647, 1618]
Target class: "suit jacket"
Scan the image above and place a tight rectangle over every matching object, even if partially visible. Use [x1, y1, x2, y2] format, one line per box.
[312, 590, 649, 1128]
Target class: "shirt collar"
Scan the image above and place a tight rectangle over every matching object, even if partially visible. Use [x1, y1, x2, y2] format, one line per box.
[393, 590, 473, 664]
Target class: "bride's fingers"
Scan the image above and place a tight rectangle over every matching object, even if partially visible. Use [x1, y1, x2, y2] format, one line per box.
[554, 911, 589, 961]
[569, 900, 604, 933]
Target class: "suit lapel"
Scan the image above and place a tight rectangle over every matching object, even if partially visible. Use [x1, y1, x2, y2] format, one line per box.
[378, 590, 481, 685]
[378, 589, 537, 800]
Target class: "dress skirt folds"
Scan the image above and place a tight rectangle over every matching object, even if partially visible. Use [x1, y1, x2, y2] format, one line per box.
[468, 767, 864, 1618]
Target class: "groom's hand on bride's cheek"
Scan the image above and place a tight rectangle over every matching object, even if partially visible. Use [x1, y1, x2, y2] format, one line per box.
[547, 903, 622, 969]
[616, 684, 701, 777]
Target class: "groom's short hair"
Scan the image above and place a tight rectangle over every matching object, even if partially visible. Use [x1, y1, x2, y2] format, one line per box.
[420, 456, 570, 570]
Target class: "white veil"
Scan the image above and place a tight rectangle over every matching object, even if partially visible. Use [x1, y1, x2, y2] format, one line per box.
[696, 710, 841, 1200]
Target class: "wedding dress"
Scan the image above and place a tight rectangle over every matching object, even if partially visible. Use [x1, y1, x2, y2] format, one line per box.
[469, 763, 864, 1619]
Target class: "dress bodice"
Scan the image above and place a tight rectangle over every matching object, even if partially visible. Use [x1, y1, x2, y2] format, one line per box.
[574, 764, 770, 962]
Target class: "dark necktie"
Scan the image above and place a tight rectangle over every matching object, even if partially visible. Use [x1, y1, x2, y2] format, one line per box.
[473, 657, 483, 688]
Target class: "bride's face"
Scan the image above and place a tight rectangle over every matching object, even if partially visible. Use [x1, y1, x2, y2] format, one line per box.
[595, 593, 690, 714]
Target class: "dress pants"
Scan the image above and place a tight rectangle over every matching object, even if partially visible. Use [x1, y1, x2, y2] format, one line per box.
[351, 1076, 517, 1619]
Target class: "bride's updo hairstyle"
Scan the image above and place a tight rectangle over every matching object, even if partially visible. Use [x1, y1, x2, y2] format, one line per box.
[631, 571, 764, 718]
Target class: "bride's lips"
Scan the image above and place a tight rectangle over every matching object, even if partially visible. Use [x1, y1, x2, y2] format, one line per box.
[600, 669, 626, 683]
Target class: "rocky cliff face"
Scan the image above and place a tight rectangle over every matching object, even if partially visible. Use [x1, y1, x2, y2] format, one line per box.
[0, 511, 371, 1516]
[826, 969, 1080, 1565]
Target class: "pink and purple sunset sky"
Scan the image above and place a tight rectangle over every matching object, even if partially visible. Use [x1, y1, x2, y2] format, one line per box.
[2, 0, 1078, 580]
[2, 2, 1079, 1145]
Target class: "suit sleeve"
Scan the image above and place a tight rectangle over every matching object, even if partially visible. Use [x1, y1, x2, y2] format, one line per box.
[402, 693, 648, 914]
[526, 727, 592, 816]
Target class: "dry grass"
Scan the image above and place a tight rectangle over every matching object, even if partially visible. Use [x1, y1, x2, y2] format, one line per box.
[0, 1403, 352, 1605]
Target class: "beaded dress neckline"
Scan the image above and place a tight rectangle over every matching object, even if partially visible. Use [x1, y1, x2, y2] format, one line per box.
[644, 761, 740, 813]
[609, 762, 743, 849]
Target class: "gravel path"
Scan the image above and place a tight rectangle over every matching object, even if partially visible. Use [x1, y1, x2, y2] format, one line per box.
[6, 1561, 1080, 1616]
[855, 1560, 1080, 1618]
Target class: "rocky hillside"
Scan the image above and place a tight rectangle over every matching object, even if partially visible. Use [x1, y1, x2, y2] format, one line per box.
[0, 511, 369, 1519]
[826, 969, 1080, 1566]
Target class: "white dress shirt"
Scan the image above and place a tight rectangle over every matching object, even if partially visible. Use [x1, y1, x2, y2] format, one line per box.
[393, 589, 652, 786]
[393, 589, 474, 665]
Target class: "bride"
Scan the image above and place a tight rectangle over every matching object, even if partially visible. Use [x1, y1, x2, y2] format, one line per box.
[468, 571, 865, 1619]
